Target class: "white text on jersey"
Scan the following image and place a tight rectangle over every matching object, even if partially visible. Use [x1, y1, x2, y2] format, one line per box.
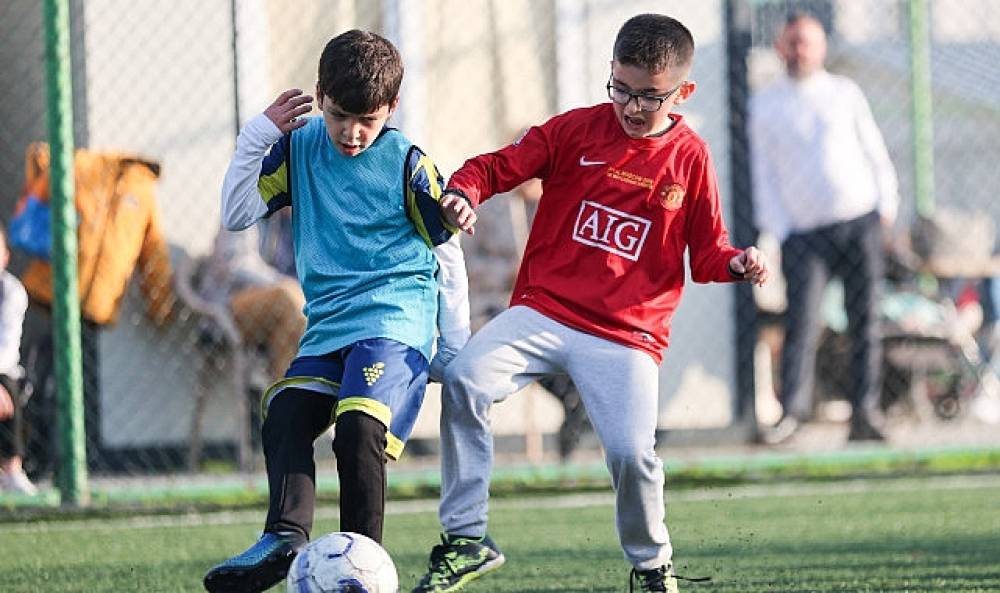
[572, 200, 651, 261]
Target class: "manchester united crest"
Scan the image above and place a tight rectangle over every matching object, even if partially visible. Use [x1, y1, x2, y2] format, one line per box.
[659, 183, 685, 211]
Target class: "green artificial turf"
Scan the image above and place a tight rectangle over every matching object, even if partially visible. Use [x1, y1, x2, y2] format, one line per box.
[2, 476, 998, 592]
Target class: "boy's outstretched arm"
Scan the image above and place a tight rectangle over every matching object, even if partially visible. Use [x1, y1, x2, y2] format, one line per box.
[728, 246, 770, 287]
[440, 123, 554, 235]
[429, 234, 471, 382]
[402, 146, 472, 380]
[221, 89, 312, 231]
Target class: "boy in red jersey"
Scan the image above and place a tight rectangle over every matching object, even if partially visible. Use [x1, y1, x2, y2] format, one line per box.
[414, 13, 769, 593]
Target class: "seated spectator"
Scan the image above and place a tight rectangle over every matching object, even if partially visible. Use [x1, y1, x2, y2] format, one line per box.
[201, 222, 305, 380]
[0, 229, 35, 494]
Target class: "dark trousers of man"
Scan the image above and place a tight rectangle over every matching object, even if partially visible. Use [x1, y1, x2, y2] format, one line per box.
[261, 387, 388, 544]
[20, 301, 103, 477]
[779, 210, 884, 423]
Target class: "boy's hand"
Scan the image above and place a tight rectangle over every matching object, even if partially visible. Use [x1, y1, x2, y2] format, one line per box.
[429, 344, 460, 383]
[264, 89, 313, 133]
[441, 191, 477, 235]
[730, 246, 770, 287]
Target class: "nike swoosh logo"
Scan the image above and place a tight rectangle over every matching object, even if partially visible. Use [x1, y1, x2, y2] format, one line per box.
[579, 156, 606, 167]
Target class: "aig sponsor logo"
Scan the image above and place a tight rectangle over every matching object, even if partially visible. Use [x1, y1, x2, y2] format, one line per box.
[572, 200, 651, 261]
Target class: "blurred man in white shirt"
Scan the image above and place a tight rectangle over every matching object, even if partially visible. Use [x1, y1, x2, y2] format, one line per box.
[750, 13, 900, 443]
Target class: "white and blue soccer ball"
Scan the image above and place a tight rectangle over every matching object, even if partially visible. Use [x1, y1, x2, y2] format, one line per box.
[286, 531, 399, 593]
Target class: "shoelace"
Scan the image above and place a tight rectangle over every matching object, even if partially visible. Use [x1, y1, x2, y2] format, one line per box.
[424, 539, 480, 586]
[629, 566, 712, 592]
[630, 566, 666, 592]
[426, 543, 459, 578]
[422, 536, 487, 586]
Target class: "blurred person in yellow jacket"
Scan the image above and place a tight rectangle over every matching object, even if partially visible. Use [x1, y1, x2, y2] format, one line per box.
[17, 142, 174, 325]
[13, 142, 175, 475]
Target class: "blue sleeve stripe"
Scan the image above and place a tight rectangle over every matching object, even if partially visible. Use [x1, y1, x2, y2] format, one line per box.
[264, 186, 291, 216]
[260, 133, 291, 214]
[405, 146, 457, 247]
[260, 133, 290, 177]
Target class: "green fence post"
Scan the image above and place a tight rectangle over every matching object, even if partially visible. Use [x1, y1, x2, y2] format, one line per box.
[909, 0, 935, 217]
[43, 0, 88, 506]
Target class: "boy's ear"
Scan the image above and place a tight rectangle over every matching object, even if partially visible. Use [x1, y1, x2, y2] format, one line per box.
[388, 96, 400, 117]
[672, 80, 697, 106]
[314, 82, 324, 109]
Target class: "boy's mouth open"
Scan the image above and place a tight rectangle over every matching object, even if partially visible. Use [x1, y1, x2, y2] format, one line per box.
[622, 113, 646, 135]
[339, 142, 362, 155]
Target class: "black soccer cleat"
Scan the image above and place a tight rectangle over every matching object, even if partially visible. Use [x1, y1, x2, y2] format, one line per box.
[204, 531, 304, 593]
[629, 563, 712, 592]
[630, 565, 678, 593]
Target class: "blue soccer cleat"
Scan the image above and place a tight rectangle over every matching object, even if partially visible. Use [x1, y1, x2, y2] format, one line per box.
[204, 531, 304, 593]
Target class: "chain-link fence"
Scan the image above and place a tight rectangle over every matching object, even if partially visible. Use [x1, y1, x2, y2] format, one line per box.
[737, 0, 1000, 439]
[1, 0, 998, 493]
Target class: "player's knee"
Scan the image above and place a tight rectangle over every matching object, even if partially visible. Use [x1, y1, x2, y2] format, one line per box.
[262, 390, 298, 438]
[603, 439, 652, 469]
[441, 372, 494, 417]
[264, 388, 335, 445]
[441, 352, 494, 400]
[332, 411, 387, 461]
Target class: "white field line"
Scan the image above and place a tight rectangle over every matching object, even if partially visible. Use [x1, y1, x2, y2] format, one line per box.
[4, 473, 999, 535]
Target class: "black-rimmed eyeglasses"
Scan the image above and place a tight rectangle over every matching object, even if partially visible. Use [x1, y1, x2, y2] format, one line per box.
[606, 78, 684, 112]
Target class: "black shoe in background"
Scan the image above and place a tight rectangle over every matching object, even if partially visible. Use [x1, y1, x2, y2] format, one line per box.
[847, 415, 886, 442]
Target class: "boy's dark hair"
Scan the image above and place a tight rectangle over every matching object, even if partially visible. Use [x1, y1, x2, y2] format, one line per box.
[318, 30, 403, 114]
[613, 14, 694, 74]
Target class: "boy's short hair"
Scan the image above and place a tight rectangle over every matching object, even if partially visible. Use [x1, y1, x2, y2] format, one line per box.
[318, 30, 403, 114]
[613, 14, 694, 74]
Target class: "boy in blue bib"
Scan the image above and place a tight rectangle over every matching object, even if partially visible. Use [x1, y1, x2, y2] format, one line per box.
[204, 30, 475, 593]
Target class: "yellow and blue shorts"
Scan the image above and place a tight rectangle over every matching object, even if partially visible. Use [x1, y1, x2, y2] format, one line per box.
[262, 338, 429, 460]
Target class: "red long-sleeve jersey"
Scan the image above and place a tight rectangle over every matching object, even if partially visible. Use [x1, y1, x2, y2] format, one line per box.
[451, 103, 743, 362]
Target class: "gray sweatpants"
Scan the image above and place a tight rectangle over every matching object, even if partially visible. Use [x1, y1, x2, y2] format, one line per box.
[439, 305, 672, 569]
